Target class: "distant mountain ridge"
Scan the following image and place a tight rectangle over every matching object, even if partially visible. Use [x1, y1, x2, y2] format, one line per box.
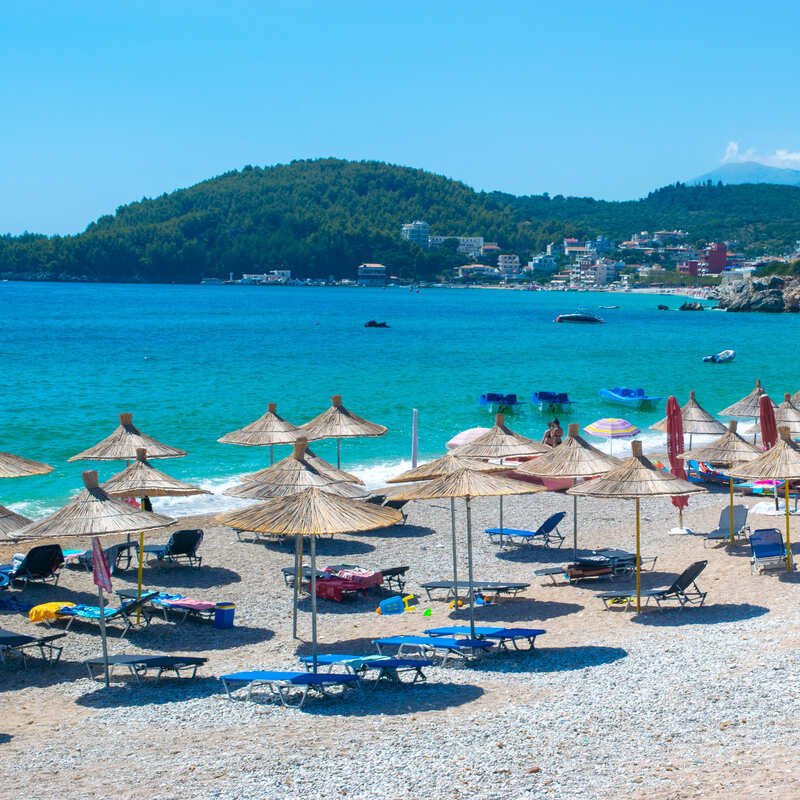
[692, 161, 800, 187]
[3, 158, 800, 283]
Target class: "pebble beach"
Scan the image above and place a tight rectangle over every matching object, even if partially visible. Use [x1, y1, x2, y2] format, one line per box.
[3, 486, 799, 800]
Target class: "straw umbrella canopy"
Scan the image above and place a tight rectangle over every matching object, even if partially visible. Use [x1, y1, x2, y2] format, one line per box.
[101, 448, 210, 499]
[774, 394, 800, 438]
[68, 413, 186, 461]
[218, 402, 301, 465]
[388, 467, 546, 636]
[301, 395, 387, 468]
[569, 440, 705, 612]
[12, 470, 175, 541]
[0, 452, 53, 478]
[650, 390, 727, 447]
[217, 487, 401, 670]
[0, 505, 32, 539]
[512, 422, 622, 557]
[731, 427, 800, 571]
[720, 380, 776, 442]
[242, 446, 364, 485]
[679, 420, 760, 544]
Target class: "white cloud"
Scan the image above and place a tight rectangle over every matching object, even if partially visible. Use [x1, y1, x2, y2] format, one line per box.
[722, 141, 800, 169]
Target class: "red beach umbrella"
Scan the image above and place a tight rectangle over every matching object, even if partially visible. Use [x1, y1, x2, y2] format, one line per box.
[666, 396, 689, 530]
[759, 394, 778, 451]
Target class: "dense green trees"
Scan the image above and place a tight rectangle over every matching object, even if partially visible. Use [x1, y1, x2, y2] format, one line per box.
[2, 158, 800, 283]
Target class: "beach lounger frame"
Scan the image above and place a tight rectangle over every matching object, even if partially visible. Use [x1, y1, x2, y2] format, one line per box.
[219, 670, 360, 708]
[116, 589, 217, 624]
[84, 654, 207, 683]
[0, 628, 66, 667]
[485, 511, 566, 549]
[748, 528, 791, 573]
[374, 635, 494, 666]
[142, 529, 204, 567]
[56, 592, 159, 637]
[420, 580, 529, 602]
[424, 625, 546, 652]
[299, 654, 432, 684]
[0, 544, 65, 587]
[598, 560, 708, 610]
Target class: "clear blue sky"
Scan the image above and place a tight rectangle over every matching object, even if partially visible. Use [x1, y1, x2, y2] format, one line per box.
[3, 0, 800, 234]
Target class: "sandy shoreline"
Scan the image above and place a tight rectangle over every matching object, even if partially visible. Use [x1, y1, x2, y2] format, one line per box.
[2, 486, 799, 799]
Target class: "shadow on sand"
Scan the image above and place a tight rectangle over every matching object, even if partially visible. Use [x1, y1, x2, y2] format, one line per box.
[114, 565, 242, 590]
[631, 602, 769, 627]
[127, 623, 274, 652]
[260, 538, 376, 557]
[354, 524, 436, 540]
[472, 645, 628, 673]
[76, 678, 220, 708]
[448, 598, 583, 623]
[0, 733, 11, 744]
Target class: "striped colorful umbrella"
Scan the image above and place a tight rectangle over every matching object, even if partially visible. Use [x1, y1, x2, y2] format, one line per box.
[584, 418, 640, 455]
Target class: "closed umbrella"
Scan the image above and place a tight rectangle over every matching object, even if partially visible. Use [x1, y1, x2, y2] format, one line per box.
[731, 427, 800, 572]
[218, 402, 301, 466]
[0, 450, 53, 538]
[512, 422, 621, 558]
[759, 395, 778, 451]
[388, 467, 545, 636]
[666, 396, 690, 533]
[569, 441, 705, 612]
[301, 395, 387, 469]
[69, 413, 186, 461]
[584, 418, 640, 456]
[386, 454, 508, 607]
[679, 420, 759, 544]
[217, 487, 401, 670]
[650, 390, 726, 448]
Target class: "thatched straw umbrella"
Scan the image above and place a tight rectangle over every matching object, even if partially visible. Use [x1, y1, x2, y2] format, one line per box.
[731, 427, 800, 571]
[650, 390, 726, 447]
[388, 467, 545, 636]
[0, 450, 53, 537]
[679, 420, 759, 544]
[450, 413, 550, 533]
[217, 487, 401, 671]
[569, 441, 705, 612]
[720, 380, 776, 442]
[68, 413, 186, 461]
[242, 445, 364, 485]
[512, 422, 622, 557]
[12, 470, 175, 685]
[218, 402, 301, 466]
[774, 394, 800, 438]
[101, 448, 209, 499]
[386, 454, 508, 605]
[301, 395, 387, 469]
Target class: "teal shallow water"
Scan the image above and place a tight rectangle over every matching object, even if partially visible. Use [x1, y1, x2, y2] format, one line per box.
[2, 282, 798, 517]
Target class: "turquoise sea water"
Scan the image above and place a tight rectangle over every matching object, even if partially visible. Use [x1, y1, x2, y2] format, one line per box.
[2, 281, 799, 518]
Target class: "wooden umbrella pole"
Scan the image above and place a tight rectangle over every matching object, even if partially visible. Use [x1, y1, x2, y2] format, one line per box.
[635, 498, 641, 614]
[310, 534, 318, 672]
[292, 534, 301, 638]
[466, 497, 476, 638]
[270, 444, 274, 466]
[136, 531, 145, 625]
[499, 495, 503, 535]
[572, 494, 578, 561]
[450, 498, 459, 606]
[785, 479, 793, 572]
[729, 469, 735, 545]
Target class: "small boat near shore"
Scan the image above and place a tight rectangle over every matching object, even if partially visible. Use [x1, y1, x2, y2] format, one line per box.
[479, 393, 524, 414]
[555, 312, 604, 324]
[599, 386, 662, 410]
[703, 349, 735, 363]
[531, 391, 572, 414]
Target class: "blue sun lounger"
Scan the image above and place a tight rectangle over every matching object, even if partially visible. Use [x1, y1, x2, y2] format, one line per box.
[84, 654, 207, 682]
[424, 625, 546, 651]
[298, 653, 432, 684]
[748, 528, 790, 573]
[54, 592, 159, 637]
[485, 511, 566, 548]
[374, 635, 494, 665]
[219, 670, 359, 707]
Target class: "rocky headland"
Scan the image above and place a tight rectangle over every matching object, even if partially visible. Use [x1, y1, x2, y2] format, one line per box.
[712, 275, 800, 312]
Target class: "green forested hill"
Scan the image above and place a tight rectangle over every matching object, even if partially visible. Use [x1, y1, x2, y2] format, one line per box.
[2, 158, 800, 282]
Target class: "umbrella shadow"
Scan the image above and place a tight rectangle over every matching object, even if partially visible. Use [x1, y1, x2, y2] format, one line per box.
[355, 524, 435, 540]
[126, 623, 274, 651]
[495, 546, 591, 565]
[304, 682, 484, 717]
[0, 734, 11, 744]
[261, 539, 376, 557]
[296, 594, 383, 616]
[115, 566, 242, 589]
[448, 598, 583, 622]
[0, 659, 86, 691]
[294, 636, 378, 656]
[473, 645, 627, 673]
[75, 677, 220, 708]
[631, 603, 769, 626]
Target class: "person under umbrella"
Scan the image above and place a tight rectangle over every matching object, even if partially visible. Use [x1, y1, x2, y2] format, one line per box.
[301, 395, 387, 469]
[217, 487, 401, 671]
[218, 402, 301, 466]
[512, 422, 621, 559]
[569, 441, 705, 613]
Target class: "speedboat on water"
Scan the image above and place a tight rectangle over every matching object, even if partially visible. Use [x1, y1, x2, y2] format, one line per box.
[478, 393, 525, 414]
[599, 387, 663, 410]
[531, 391, 572, 414]
[703, 349, 735, 363]
[554, 312, 604, 323]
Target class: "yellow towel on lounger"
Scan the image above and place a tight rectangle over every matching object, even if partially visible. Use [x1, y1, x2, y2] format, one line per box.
[29, 601, 75, 622]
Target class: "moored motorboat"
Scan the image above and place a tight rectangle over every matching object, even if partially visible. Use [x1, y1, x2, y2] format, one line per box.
[599, 386, 662, 410]
[478, 393, 524, 414]
[531, 391, 572, 414]
[703, 349, 735, 363]
[555, 312, 604, 323]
